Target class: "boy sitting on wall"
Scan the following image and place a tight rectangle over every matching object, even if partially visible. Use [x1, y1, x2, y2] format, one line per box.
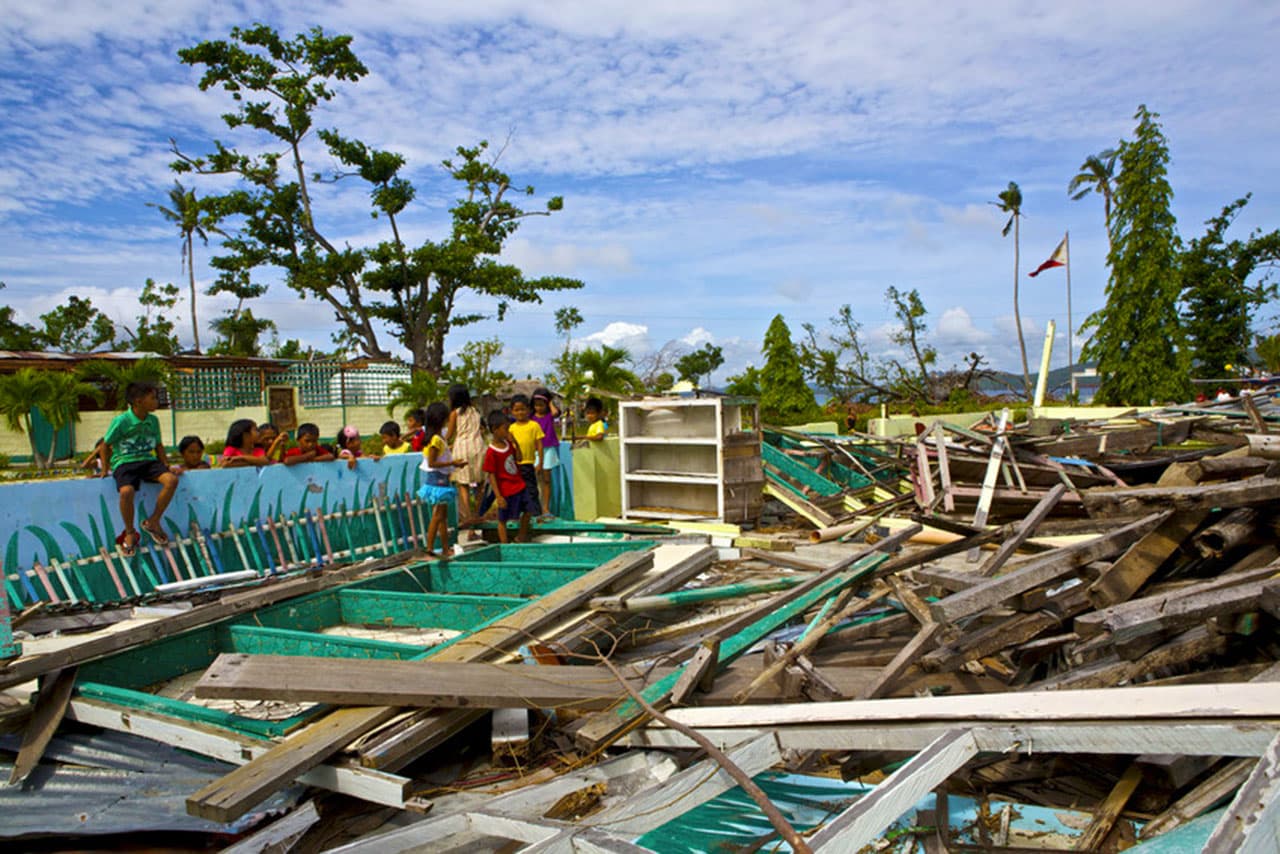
[99, 381, 179, 556]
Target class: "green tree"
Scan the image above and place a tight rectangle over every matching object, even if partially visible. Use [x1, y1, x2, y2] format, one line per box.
[173, 26, 581, 376]
[0, 369, 49, 467]
[37, 371, 102, 464]
[208, 307, 276, 357]
[1081, 105, 1191, 404]
[386, 372, 447, 419]
[0, 283, 41, 350]
[576, 345, 641, 396]
[675, 343, 724, 388]
[39, 296, 115, 353]
[118, 279, 182, 355]
[1180, 195, 1280, 378]
[885, 286, 939, 401]
[76, 357, 175, 410]
[992, 181, 1030, 398]
[725, 365, 762, 398]
[444, 337, 513, 398]
[1068, 148, 1119, 250]
[759, 315, 818, 424]
[150, 181, 223, 352]
[1256, 333, 1280, 374]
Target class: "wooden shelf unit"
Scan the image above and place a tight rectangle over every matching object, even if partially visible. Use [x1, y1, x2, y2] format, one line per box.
[619, 397, 764, 524]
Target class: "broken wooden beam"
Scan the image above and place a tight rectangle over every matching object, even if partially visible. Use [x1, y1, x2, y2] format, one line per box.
[929, 512, 1168, 624]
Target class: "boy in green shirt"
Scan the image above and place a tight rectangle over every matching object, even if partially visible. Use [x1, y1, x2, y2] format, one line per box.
[99, 381, 179, 555]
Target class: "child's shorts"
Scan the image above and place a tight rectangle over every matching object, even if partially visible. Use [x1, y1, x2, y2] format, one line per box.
[113, 459, 169, 491]
[542, 445, 561, 470]
[517, 463, 543, 516]
[498, 489, 534, 522]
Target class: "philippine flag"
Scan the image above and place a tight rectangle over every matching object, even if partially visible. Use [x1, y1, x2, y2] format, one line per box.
[1028, 236, 1068, 277]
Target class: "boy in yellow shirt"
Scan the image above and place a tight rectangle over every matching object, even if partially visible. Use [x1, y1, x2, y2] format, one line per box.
[507, 394, 544, 517]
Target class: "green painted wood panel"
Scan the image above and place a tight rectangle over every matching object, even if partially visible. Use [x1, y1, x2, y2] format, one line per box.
[337, 589, 527, 631]
[226, 624, 428, 660]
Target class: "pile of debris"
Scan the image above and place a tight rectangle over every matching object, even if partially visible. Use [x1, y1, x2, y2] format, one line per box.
[2, 403, 1279, 851]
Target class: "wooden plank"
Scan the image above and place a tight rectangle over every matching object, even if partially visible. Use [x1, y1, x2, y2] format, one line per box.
[967, 410, 1009, 561]
[1088, 510, 1207, 608]
[196, 654, 649, 710]
[977, 483, 1068, 577]
[66, 696, 413, 808]
[807, 729, 978, 850]
[357, 546, 709, 771]
[887, 575, 934, 626]
[930, 512, 1169, 623]
[663, 683, 1280, 729]
[1073, 762, 1142, 850]
[1075, 563, 1280, 639]
[629, 721, 1280, 759]
[189, 548, 656, 821]
[7, 666, 77, 784]
[1141, 758, 1255, 839]
[1203, 732, 1280, 853]
[669, 639, 719, 705]
[187, 704, 403, 822]
[1082, 477, 1280, 516]
[859, 622, 942, 700]
[934, 421, 954, 512]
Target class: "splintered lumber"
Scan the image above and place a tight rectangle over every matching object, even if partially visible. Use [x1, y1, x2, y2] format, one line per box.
[196, 654, 652, 710]
[356, 545, 711, 770]
[1194, 508, 1260, 558]
[920, 583, 1090, 673]
[7, 666, 77, 785]
[186, 548, 656, 823]
[1028, 625, 1228, 689]
[1203, 732, 1280, 853]
[929, 512, 1169, 624]
[1076, 563, 1280, 639]
[858, 622, 943, 700]
[1088, 510, 1208, 608]
[1073, 762, 1143, 850]
[976, 483, 1068, 577]
[668, 639, 719, 705]
[1141, 759, 1256, 839]
[571, 533, 909, 749]
[733, 586, 891, 703]
[1081, 476, 1280, 517]
[807, 729, 979, 850]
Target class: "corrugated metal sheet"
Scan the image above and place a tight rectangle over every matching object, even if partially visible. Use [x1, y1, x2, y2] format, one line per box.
[0, 730, 302, 838]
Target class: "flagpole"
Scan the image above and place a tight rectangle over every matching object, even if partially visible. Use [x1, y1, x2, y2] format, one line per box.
[1066, 230, 1075, 398]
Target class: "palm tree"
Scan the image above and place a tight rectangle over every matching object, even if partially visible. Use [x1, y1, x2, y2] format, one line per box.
[1068, 148, 1119, 251]
[76, 357, 174, 410]
[576, 345, 642, 396]
[37, 371, 102, 464]
[386, 372, 447, 418]
[150, 181, 222, 353]
[0, 368, 49, 467]
[992, 181, 1031, 399]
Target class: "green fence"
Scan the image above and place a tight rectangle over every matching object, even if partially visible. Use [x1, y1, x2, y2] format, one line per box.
[172, 362, 411, 410]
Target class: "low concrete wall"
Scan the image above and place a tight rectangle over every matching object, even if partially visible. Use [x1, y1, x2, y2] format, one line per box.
[0, 404, 398, 462]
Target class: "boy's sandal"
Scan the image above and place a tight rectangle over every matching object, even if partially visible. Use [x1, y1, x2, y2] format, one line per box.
[140, 519, 170, 547]
[115, 530, 139, 558]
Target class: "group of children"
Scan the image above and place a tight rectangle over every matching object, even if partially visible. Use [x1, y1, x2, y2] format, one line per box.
[91, 378, 611, 560]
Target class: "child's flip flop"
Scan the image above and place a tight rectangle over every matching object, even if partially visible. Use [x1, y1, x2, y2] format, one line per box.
[140, 519, 169, 547]
[115, 530, 139, 558]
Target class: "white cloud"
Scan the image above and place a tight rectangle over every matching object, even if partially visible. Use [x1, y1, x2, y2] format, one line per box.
[680, 327, 714, 347]
[935, 307, 991, 346]
[580, 321, 651, 354]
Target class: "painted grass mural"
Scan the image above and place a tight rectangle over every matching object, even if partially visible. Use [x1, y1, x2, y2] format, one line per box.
[0, 456, 432, 609]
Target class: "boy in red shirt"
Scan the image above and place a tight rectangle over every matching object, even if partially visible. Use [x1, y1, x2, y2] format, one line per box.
[482, 411, 533, 543]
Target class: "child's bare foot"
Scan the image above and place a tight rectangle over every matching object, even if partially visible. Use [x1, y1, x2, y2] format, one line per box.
[140, 519, 169, 547]
[441, 547, 455, 558]
[116, 530, 139, 558]
[424, 550, 437, 558]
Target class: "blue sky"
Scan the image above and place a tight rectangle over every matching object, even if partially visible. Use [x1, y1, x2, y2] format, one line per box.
[3, 1, 1278, 384]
